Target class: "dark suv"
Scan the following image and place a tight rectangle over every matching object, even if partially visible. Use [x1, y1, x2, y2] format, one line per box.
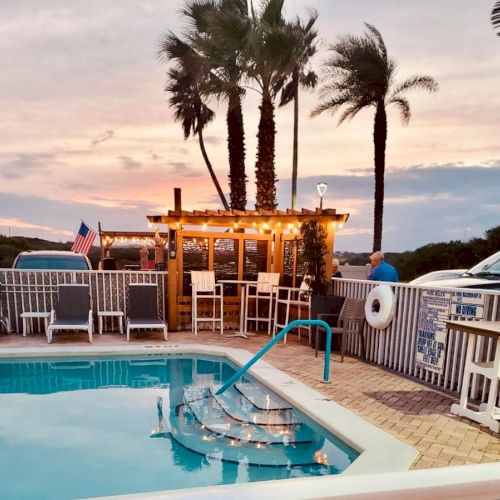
[13, 251, 92, 270]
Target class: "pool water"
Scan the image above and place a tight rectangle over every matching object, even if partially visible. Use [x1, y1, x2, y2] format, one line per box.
[0, 355, 358, 499]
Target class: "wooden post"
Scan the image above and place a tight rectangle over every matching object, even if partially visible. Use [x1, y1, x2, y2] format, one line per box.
[97, 221, 104, 267]
[273, 227, 283, 279]
[174, 188, 182, 214]
[324, 221, 335, 282]
[167, 226, 178, 331]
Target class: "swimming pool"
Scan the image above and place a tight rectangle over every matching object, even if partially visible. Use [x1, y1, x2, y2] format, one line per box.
[0, 353, 358, 499]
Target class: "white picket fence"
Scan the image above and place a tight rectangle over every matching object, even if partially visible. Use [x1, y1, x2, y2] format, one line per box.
[0, 269, 167, 334]
[333, 278, 500, 403]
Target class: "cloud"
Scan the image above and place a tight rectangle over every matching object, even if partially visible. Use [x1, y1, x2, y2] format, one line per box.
[90, 130, 115, 147]
[118, 155, 142, 171]
[169, 161, 203, 178]
[0, 153, 58, 179]
[0, 217, 73, 236]
[203, 136, 222, 145]
[149, 150, 161, 160]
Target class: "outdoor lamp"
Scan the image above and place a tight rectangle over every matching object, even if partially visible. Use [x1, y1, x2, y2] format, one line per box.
[317, 182, 328, 210]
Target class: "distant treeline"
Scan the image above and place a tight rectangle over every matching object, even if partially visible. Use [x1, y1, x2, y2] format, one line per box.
[1, 225, 499, 282]
[337, 225, 500, 281]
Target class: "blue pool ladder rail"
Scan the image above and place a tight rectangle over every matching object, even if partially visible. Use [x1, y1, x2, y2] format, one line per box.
[216, 319, 333, 396]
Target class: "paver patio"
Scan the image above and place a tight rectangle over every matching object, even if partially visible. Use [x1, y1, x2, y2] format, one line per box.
[1, 329, 498, 469]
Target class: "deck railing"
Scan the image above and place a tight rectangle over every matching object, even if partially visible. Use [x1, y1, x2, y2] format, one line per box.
[333, 278, 500, 404]
[0, 269, 167, 334]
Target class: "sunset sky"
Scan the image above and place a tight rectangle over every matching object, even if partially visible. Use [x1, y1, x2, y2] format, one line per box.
[1, 0, 499, 251]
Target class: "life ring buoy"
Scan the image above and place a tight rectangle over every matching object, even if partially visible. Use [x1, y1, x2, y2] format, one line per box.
[365, 285, 396, 329]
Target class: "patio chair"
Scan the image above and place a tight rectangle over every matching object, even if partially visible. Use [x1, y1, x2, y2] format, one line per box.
[273, 275, 312, 344]
[314, 297, 366, 362]
[126, 283, 168, 341]
[191, 271, 223, 335]
[46, 284, 93, 343]
[245, 272, 280, 335]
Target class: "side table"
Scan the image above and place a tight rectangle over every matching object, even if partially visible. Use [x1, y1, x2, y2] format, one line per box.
[98, 311, 124, 334]
[20, 312, 51, 336]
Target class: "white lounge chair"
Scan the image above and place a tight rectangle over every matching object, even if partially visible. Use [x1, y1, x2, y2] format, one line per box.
[47, 284, 93, 343]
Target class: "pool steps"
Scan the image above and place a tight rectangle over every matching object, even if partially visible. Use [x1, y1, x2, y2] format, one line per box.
[234, 382, 292, 411]
[167, 385, 328, 467]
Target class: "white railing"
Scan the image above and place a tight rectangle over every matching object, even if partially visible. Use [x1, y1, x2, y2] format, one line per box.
[0, 269, 167, 334]
[333, 278, 500, 403]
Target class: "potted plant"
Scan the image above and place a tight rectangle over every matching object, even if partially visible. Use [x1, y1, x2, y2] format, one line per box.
[300, 219, 344, 351]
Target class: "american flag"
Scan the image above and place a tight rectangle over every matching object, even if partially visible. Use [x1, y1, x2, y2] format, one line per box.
[71, 221, 96, 255]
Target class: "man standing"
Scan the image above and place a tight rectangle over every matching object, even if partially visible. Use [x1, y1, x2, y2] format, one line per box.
[368, 251, 399, 282]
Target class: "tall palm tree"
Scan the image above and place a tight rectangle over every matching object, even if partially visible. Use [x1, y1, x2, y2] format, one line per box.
[159, 33, 230, 210]
[245, 0, 298, 209]
[182, 0, 248, 210]
[312, 23, 438, 252]
[279, 11, 318, 210]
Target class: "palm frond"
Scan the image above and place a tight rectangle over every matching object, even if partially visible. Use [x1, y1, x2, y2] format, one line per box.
[337, 103, 366, 125]
[364, 23, 387, 61]
[310, 93, 351, 117]
[492, 1, 500, 35]
[388, 96, 411, 125]
[390, 75, 438, 95]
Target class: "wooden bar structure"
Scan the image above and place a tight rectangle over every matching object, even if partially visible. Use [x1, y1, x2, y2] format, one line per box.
[147, 207, 349, 331]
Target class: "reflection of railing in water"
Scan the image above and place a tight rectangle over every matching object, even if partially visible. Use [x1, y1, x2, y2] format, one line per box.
[0, 357, 227, 394]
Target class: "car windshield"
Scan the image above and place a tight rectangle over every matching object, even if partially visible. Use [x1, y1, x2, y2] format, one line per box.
[15, 255, 89, 270]
[467, 252, 500, 278]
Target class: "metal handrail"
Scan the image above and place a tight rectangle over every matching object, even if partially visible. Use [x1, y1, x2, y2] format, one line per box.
[215, 319, 333, 395]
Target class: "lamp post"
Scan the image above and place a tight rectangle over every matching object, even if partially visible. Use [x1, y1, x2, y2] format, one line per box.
[317, 182, 327, 210]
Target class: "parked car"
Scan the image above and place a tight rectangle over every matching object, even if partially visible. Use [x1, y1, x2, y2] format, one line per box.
[13, 251, 92, 270]
[409, 269, 467, 285]
[417, 251, 500, 290]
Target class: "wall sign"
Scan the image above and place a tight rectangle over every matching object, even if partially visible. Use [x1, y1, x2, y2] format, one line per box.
[415, 289, 451, 374]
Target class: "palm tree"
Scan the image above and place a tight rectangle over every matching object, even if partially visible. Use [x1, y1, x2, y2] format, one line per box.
[159, 33, 230, 211]
[312, 23, 438, 251]
[279, 11, 318, 210]
[182, 0, 248, 210]
[245, 0, 298, 209]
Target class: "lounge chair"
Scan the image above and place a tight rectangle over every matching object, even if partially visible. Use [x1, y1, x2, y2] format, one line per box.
[46, 284, 93, 343]
[126, 284, 168, 341]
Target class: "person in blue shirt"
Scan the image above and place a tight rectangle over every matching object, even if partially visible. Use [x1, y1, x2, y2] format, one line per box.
[368, 251, 399, 282]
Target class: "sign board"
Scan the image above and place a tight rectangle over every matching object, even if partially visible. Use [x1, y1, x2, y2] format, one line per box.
[416, 289, 451, 374]
[450, 291, 484, 319]
[415, 289, 485, 374]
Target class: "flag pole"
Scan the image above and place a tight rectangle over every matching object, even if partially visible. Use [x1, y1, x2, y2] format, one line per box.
[98, 221, 104, 266]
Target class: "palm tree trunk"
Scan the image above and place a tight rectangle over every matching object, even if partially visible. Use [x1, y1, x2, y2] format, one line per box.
[372, 100, 387, 252]
[255, 90, 277, 210]
[198, 127, 230, 210]
[291, 69, 299, 210]
[227, 92, 247, 210]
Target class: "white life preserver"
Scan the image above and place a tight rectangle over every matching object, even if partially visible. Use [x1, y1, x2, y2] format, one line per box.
[365, 285, 396, 329]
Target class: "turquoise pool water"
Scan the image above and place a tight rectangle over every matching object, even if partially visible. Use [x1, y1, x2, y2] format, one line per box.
[0, 354, 358, 499]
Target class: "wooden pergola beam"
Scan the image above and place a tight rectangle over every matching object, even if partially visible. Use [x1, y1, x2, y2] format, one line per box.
[147, 208, 349, 228]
